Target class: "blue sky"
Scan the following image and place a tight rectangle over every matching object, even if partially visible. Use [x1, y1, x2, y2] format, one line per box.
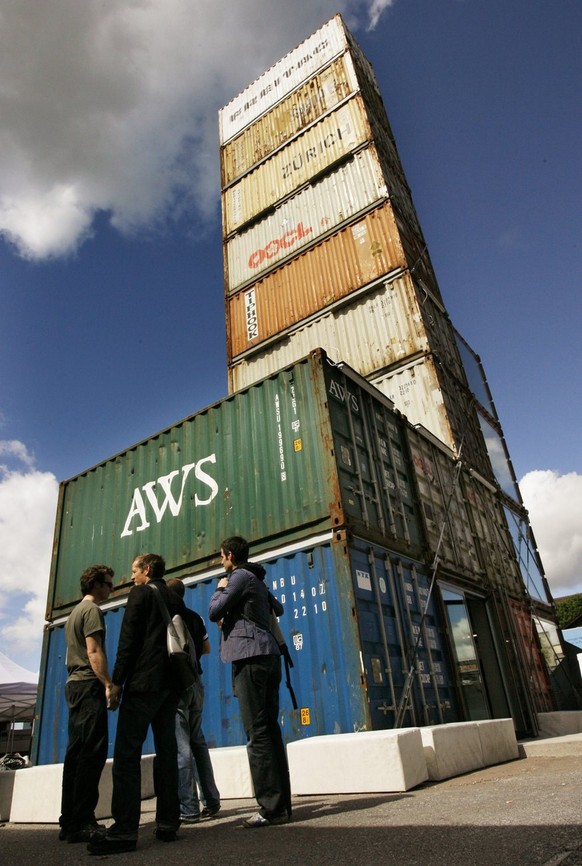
[0, 0, 580, 672]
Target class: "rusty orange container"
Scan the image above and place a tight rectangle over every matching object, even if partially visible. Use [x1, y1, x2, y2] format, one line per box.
[226, 199, 408, 358]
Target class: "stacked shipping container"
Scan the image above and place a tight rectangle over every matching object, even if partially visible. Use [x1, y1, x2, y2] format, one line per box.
[217, 13, 562, 730]
[37, 351, 550, 761]
[219, 15, 493, 483]
[35, 17, 566, 764]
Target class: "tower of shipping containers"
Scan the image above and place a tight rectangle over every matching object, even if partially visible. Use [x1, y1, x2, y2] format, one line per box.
[219, 15, 567, 731]
[32, 17, 577, 769]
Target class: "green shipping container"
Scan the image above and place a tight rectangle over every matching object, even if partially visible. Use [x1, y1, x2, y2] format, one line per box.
[47, 349, 424, 616]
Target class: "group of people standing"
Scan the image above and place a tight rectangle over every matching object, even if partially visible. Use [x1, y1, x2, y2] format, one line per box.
[59, 537, 291, 855]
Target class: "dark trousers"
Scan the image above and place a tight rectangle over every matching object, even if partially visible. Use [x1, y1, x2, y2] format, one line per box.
[233, 654, 291, 819]
[60, 678, 108, 832]
[110, 689, 180, 839]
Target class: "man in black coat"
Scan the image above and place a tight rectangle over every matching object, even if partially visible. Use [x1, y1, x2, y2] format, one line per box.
[88, 553, 187, 855]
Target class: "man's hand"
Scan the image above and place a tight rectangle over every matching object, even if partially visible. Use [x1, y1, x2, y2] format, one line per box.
[217, 577, 229, 590]
[106, 683, 121, 711]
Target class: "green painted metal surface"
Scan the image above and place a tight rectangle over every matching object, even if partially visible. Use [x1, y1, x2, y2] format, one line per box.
[47, 350, 424, 616]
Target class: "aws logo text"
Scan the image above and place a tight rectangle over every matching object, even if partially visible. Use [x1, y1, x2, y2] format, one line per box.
[121, 454, 218, 538]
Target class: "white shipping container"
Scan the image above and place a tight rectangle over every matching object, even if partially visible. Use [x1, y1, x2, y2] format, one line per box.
[225, 146, 389, 291]
[221, 53, 360, 188]
[370, 356, 457, 454]
[222, 96, 372, 235]
[219, 15, 348, 144]
[228, 274, 430, 391]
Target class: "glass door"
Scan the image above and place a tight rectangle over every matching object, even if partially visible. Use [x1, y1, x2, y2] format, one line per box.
[441, 587, 491, 720]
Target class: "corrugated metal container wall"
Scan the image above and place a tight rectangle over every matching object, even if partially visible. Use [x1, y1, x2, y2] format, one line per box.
[228, 275, 424, 389]
[404, 429, 482, 578]
[221, 52, 360, 187]
[507, 597, 554, 713]
[370, 355, 456, 453]
[225, 146, 389, 292]
[461, 473, 524, 593]
[348, 539, 457, 728]
[46, 351, 425, 615]
[227, 270, 465, 390]
[219, 15, 349, 144]
[226, 201, 408, 359]
[222, 97, 373, 235]
[325, 368, 423, 552]
[34, 534, 457, 764]
[369, 354, 493, 480]
[47, 355, 331, 611]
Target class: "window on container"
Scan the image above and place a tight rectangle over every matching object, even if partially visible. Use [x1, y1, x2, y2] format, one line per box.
[454, 335, 493, 414]
[503, 507, 550, 604]
[477, 413, 521, 502]
[535, 617, 566, 673]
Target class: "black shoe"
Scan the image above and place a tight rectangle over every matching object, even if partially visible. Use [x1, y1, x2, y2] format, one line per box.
[200, 804, 221, 819]
[67, 824, 106, 843]
[87, 836, 137, 855]
[155, 828, 177, 842]
[58, 827, 68, 841]
[269, 813, 290, 825]
[180, 814, 200, 824]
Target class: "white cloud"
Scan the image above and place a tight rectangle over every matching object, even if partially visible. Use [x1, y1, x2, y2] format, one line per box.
[366, 0, 397, 30]
[0, 442, 59, 667]
[519, 470, 582, 597]
[0, 0, 391, 261]
[0, 439, 36, 470]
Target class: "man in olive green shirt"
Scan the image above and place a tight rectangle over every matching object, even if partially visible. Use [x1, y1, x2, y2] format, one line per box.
[59, 564, 120, 843]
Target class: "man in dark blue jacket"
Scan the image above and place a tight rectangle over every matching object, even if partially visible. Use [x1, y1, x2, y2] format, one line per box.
[88, 553, 186, 855]
[208, 536, 291, 828]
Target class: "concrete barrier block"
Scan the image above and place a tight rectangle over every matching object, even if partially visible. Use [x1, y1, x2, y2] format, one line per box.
[537, 711, 582, 737]
[476, 719, 518, 765]
[9, 755, 155, 824]
[9, 764, 63, 823]
[421, 722, 483, 781]
[208, 745, 254, 799]
[287, 729, 428, 794]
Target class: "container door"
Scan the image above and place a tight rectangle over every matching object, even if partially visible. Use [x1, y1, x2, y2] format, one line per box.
[350, 540, 456, 730]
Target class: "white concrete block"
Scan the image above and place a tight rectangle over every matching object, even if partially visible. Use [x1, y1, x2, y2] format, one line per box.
[421, 722, 483, 781]
[537, 711, 582, 738]
[208, 745, 254, 799]
[476, 719, 518, 766]
[287, 729, 428, 794]
[9, 755, 155, 824]
[9, 763, 64, 823]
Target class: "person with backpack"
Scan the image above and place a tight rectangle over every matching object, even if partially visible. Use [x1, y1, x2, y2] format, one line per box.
[208, 536, 291, 828]
[166, 577, 221, 824]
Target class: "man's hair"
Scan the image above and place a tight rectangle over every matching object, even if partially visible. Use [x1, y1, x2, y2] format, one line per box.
[166, 577, 185, 598]
[221, 536, 249, 566]
[80, 564, 114, 596]
[133, 553, 166, 579]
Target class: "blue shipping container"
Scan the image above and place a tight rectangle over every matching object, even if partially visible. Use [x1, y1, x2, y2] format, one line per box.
[34, 534, 456, 764]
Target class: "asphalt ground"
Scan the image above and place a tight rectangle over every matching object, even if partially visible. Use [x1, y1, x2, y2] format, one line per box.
[2, 755, 582, 866]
